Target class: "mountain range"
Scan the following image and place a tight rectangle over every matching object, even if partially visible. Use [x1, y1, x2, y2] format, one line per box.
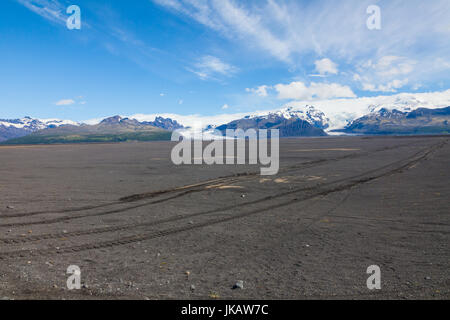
[215, 112, 327, 137]
[0, 117, 78, 142]
[1, 102, 449, 144]
[2, 116, 172, 144]
[335, 106, 450, 135]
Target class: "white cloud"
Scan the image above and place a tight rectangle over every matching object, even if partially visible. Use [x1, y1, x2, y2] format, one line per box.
[88, 89, 450, 132]
[16, 0, 66, 25]
[178, 99, 184, 105]
[55, 99, 76, 106]
[246, 85, 271, 97]
[274, 81, 356, 100]
[363, 79, 409, 93]
[152, 0, 450, 67]
[372, 56, 416, 77]
[190, 55, 238, 80]
[354, 56, 417, 92]
[315, 58, 338, 75]
[221, 104, 230, 110]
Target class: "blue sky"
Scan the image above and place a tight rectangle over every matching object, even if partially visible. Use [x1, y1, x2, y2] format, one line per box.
[0, 0, 449, 121]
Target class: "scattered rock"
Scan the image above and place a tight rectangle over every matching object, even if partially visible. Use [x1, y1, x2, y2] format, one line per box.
[233, 280, 244, 290]
[6, 206, 14, 210]
[209, 292, 220, 299]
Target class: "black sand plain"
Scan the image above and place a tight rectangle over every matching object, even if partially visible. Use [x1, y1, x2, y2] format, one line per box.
[0, 136, 448, 299]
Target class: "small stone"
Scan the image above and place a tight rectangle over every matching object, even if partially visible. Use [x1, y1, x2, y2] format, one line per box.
[233, 280, 244, 290]
[425, 276, 431, 280]
[241, 194, 246, 198]
[190, 284, 196, 291]
[209, 292, 220, 299]
[6, 206, 14, 209]
[185, 271, 191, 277]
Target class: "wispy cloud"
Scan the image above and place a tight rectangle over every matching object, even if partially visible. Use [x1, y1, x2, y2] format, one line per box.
[314, 58, 338, 75]
[16, 0, 161, 73]
[16, 0, 67, 25]
[55, 96, 86, 106]
[55, 99, 76, 106]
[153, 0, 450, 93]
[274, 81, 356, 100]
[189, 55, 238, 80]
[152, 1, 449, 62]
[246, 85, 270, 97]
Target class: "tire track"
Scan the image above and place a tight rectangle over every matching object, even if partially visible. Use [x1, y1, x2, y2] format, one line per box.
[0, 143, 414, 225]
[0, 142, 437, 239]
[0, 140, 444, 259]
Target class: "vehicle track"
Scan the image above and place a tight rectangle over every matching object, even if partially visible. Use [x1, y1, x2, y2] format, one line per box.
[0, 140, 444, 260]
[0, 142, 436, 237]
[0, 150, 365, 219]
[0, 143, 414, 226]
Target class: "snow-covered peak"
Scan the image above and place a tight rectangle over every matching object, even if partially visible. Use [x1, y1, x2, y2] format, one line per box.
[41, 118, 79, 127]
[83, 89, 450, 133]
[242, 105, 330, 129]
[0, 117, 79, 130]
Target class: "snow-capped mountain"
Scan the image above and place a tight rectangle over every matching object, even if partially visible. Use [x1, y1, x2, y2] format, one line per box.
[0, 117, 79, 142]
[338, 106, 450, 135]
[215, 112, 327, 137]
[246, 105, 330, 130]
[0, 116, 79, 130]
[142, 116, 184, 131]
[2, 89, 450, 143]
[283, 89, 450, 131]
[126, 90, 450, 133]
